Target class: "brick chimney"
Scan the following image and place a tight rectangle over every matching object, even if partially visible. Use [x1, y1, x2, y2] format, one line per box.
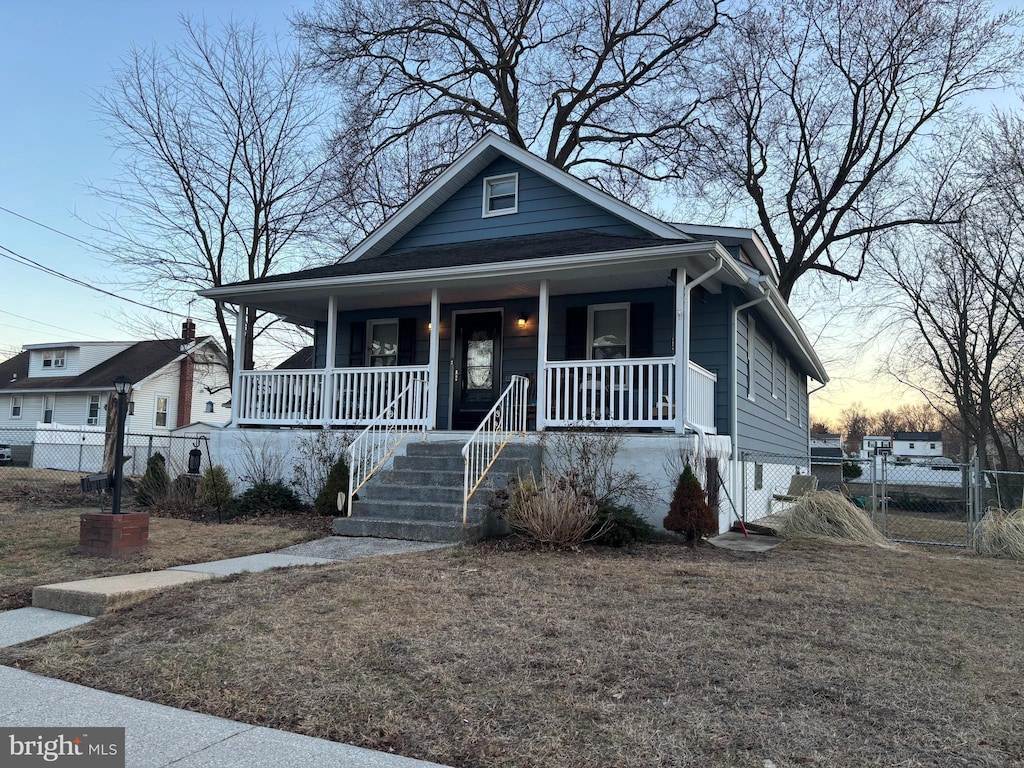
[177, 321, 197, 428]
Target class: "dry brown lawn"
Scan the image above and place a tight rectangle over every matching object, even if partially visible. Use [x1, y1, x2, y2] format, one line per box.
[0, 502, 321, 610]
[2, 539, 1022, 767]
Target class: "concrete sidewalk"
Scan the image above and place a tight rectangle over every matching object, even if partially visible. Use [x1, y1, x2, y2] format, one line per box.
[0, 536, 455, 767]
[0, 666, 450, 767]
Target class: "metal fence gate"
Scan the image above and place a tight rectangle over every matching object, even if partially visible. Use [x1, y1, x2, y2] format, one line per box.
[740, 452, 994, 549]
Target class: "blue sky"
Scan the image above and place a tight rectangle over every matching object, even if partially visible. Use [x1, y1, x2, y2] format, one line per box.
[0, 0, 299, 358]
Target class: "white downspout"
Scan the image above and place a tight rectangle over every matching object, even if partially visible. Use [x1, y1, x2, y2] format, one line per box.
[729, 284, 769, 522]
[676, 257, 724, 458]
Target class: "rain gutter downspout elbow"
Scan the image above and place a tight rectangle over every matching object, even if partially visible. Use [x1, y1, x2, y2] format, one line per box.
[679, 256, 725, 457]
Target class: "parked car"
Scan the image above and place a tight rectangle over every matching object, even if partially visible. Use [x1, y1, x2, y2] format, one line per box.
[0, 443, 11, 464]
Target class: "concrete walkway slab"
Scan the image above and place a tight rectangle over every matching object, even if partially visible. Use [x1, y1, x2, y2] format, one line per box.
[708, 531, 787, 553]
[33, 570, 215, 617]
[0, 608, 93, 648]
[277, 536, 451, 561]
[169, 553, 336, 576]
[0, 666, 451, 767]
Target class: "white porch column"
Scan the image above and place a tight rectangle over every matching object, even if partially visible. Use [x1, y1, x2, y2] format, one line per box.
[323, 295, 338, 423]
[230, 301, 246, 424]
[535, 279, 549, 431]
[675, 269, 688, 435]
[428, 288, 440, 429]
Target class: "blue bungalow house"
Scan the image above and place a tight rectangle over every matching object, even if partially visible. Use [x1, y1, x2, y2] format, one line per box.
[201, 133, 828, 539]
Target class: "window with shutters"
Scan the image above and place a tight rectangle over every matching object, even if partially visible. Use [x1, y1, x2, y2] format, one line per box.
[587, 304, 629, 359]
[367, 319, 399, 366]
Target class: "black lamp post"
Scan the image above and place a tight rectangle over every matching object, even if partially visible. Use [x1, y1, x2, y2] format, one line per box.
[111, 374, 133, 515]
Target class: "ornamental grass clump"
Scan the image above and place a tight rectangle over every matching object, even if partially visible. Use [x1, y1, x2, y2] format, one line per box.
[775, 490, 892, 547]
[497, 471, 606, 550]
[663, 462, 717, 546]
[978, 508, 1024, 560]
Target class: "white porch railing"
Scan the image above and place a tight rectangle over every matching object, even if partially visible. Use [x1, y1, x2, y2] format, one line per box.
[542, 357, 717, 433]
[346, 377, 428, 517]
[687, 360, 718, 434]
[462, 376, 529, 525]
[236, 366, 430, 426]
[236, 370, 326, 424]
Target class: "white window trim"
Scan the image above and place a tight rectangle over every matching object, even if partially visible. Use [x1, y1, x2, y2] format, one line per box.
[86, 394, 101, 426]
[586, 302, 630, 360]
[10, 395, 22, 419]
[746, 316, 756, 402]
[366, 318, 400, 366]
[41, 349, 66, 369]
[155, 395, 169, 428]
[482, 172, 519, 218]
[41, 394, 54, 424]
[771, 341, 779, 399]
[786, 358, 793, 420]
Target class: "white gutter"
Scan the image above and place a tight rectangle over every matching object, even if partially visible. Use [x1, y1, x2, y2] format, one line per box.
[677, 257, 724, 457]
[729, 281, 770, 518]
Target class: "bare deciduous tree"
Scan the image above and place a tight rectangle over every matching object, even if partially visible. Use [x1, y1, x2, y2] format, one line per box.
[295, 0, 724, 230]
[698, 0, 1022, 299]
[94, 17, 336, 377]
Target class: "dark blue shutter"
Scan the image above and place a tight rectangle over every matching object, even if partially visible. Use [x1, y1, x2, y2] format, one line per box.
[565, 306, 587, 360]
[397, 318, 417, 365]
[348, 321, 366, 366]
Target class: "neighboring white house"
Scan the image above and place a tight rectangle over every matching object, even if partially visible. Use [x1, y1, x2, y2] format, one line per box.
[860, 435, 893, 458]
[0, 323, 230, 466]
[892, 431, 943, 459]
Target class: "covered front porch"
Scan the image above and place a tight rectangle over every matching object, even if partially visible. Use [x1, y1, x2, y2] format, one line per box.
[223, 241, 739, 437]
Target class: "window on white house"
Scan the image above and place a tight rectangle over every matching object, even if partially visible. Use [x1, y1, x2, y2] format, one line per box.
[87, 394, 101, 425]
[10, 395, 22, 419]
[930, 443, 936, 449]
[909, 442, 916, 449]
[366, 319, 399, 366]
[155, 396, 169, 427]
[588, 303, 629, 359]
[42, 395, 53, 424]
[42, 349, 66, 369]
[205, 401, 214, 413]
[482, 173, 518, 217]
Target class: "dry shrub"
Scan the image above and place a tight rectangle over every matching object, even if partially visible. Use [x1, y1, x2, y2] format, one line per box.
[774, 490, 893, 547]
[978, 508, 1024, 559]
[500, 471, 607, 550]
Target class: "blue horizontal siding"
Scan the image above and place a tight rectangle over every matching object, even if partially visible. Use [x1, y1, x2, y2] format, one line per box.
[388, 157, 646, 252]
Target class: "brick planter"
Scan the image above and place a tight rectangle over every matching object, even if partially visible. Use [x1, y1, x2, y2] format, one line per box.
[79, 512, 150, 557]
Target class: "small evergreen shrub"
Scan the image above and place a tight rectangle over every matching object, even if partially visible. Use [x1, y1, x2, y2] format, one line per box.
[136, 453, 170, 507]
[589, 502, 654, 547]
[842, 461, 863, 481]
[199, 464, 234, 507]
[663, 462, 717, 546]
[313, 455, 351, 516]
[233, 481, 304, 517]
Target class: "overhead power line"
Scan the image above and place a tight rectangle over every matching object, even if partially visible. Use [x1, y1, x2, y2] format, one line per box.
[0, 242, 187, 318]
[0, 309, 107, 341]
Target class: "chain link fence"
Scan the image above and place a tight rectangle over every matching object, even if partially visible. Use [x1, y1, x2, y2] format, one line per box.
[741, 451, 982, 548]
[0, 425, 222, 504]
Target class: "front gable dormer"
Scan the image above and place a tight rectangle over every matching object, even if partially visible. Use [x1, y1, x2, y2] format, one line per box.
[27, 346, 78, 378]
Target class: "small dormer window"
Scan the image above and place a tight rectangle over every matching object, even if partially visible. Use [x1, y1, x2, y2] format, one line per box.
[483, 173, 518, 217]
[42, 349, 66, 369]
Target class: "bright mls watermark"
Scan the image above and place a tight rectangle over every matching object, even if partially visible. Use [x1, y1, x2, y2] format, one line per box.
[2, 728, 124, 767]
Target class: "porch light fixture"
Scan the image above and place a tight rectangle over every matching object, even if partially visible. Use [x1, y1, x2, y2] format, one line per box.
[427, 321, 432, 330]
[517, 314, 528, 328]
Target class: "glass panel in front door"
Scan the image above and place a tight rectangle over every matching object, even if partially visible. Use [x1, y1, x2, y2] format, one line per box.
[466, 331, 494, 390]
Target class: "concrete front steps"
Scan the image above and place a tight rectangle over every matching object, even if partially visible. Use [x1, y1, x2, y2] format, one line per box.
[333, 439, 542, 543]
